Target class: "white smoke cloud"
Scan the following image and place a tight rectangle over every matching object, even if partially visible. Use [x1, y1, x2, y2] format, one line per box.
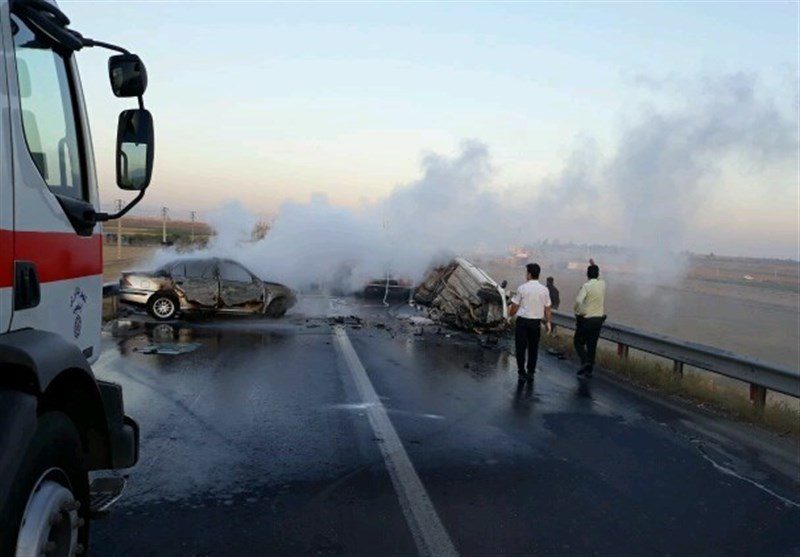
[151, 72, 797, 293]
[609, 72, 797, 287]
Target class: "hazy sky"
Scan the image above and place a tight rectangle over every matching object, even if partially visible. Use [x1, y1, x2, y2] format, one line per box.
[63, 1, 798, 258]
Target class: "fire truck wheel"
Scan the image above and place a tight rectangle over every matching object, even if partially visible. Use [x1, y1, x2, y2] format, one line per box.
[147, 292, 179, 321]
[1, 412, 90, 557]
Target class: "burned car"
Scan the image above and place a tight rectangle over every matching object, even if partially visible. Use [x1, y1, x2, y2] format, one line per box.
[119, 258, 296, 320]
[413, 257, 509, 331]
[362, 277, 413, 301]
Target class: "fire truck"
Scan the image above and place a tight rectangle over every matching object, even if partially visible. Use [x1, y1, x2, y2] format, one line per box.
[0, 0, 154, 554]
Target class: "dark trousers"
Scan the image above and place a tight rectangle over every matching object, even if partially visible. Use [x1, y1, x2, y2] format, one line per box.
[574, 316, 605, 370]
[515, 317, 541, 375]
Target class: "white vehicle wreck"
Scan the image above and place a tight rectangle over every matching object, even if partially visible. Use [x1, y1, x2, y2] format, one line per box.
[413, 258, 510, 332]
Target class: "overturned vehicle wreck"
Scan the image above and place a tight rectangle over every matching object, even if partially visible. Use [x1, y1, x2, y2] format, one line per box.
[413, 258, 509, 332]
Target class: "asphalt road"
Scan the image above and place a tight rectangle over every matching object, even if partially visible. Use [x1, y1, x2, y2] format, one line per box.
[90, 295, 800, 556]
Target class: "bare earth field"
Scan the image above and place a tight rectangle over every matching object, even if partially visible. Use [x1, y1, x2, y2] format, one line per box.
[102, 244, 157, 281]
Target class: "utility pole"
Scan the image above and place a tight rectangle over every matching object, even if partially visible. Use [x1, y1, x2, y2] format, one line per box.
[161, 206, 169, 244]
[115, 199, 123, 259]
[190, 210, 197, 244]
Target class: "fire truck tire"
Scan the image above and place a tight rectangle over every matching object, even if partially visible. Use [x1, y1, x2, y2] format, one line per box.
[147, 292, 179, 321]
[1, 412, 90, 557]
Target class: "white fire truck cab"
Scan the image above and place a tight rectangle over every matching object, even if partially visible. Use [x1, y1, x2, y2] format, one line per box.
[0, 0, 154, 554]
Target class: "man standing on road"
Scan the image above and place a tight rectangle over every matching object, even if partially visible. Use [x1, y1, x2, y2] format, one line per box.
[509, 263, 552, 381]
[546, 276, 560, 333]
[546, 277, 560, 311]
[573, 262, 607, 378]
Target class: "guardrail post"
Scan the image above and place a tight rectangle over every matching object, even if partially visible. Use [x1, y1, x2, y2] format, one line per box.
[673, 361, 683, 377]
[617, 343, 629, 359]
[749, 384, 767, 412]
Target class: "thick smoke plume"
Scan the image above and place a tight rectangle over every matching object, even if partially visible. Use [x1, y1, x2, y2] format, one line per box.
[153, 73, 797, 293]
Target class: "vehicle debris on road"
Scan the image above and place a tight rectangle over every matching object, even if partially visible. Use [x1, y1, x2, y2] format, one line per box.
[413, 257, 510, 332]
[135, 342, 203, 355]
[328, 315, 366, 329]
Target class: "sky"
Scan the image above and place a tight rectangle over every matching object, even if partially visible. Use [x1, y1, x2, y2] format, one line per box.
[62, 0, 799, 259]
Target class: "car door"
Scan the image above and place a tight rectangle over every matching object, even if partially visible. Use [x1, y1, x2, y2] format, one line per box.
[179, 259, 218, 307]
[5, 11, 102, 359]
[218, 260, 264, 309]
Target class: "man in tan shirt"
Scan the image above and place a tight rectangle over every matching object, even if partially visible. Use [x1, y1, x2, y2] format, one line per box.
[573, 262, 606, 377]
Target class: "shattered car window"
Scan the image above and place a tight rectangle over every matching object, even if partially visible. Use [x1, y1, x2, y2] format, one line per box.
[185, 260, 216, 279]
[219, 261, 253, 283]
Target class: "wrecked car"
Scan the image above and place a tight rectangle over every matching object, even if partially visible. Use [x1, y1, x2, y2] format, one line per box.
[413, 257, 509, 332]
[362, 278, 413, 301]
[119, 258, 296, 320]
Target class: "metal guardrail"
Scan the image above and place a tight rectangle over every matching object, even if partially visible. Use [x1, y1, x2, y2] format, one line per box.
[551, 311, 800, 407]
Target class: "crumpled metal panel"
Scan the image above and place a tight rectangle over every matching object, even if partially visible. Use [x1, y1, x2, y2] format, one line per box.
[414, 259, 508, 332]
[219, 282, 264, 308]
[178, 278, 218, 308]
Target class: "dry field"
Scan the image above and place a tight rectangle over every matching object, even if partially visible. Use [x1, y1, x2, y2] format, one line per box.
[102, 244, 157, 281]
[111, 216, 213, 236]
[483, 256, 799, 371]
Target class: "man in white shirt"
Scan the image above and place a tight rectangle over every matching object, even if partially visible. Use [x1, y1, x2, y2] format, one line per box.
[509, 263, 552, 380]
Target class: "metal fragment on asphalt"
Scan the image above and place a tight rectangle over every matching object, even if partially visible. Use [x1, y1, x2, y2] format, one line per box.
[135, 342, 202, 355]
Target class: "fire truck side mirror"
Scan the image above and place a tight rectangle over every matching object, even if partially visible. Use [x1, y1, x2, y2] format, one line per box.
[116, 109, 154, 191]
[108, 54, 148, 97]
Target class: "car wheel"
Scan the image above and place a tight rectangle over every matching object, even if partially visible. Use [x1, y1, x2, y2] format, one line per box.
[147, 292, 179, 321]
[265, 297, 287, 318]
[0, 412, 90, 557]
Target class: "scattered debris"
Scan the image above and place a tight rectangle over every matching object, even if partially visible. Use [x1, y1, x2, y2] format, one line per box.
[135, 342, 202, 355]
[328, 315, 365, 328]
[405, 316, 436, 326]
[546, 348, 566, 360]
[414, 257, 509, 332]
[480, 335, 500, 348]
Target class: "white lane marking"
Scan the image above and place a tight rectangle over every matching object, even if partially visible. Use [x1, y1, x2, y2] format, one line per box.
[333, 326, 459, 557]
[697, 449, 800, 509]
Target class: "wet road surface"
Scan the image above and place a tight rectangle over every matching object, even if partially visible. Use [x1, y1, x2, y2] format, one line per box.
[90, 295, 800, 556]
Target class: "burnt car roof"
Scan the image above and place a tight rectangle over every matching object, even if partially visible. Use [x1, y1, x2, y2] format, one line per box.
[157, 257, 258, 277]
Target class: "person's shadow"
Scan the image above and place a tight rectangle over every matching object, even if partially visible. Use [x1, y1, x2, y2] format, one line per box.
[512, 379, 535, 415]
[577, 377, 592, 399]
